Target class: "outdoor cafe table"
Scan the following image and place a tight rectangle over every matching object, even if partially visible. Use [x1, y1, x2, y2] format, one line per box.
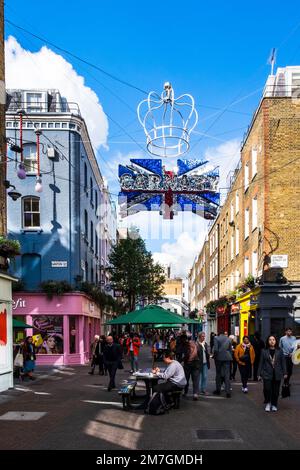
[133, 368, 166, 401]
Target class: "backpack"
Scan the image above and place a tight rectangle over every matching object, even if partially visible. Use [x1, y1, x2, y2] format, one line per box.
[145, 392, 168, 415]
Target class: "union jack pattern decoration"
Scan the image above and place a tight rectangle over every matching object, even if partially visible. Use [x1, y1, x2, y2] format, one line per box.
[119, 158, 220, 220]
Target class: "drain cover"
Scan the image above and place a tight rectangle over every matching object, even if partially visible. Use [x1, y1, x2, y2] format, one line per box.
[196, 429, 235, 440]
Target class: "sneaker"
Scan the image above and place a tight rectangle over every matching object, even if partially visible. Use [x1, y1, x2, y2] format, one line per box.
[221, 385, 225, 391]
[242, 387, 245, 392]
[265, 403, 271, 412]
[193, 394, 198, 401]
[271, 405, 278, 412]
[244, 387, 248, 393]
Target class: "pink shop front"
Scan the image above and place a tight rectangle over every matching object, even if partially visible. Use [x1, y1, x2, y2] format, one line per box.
[12, 292, 102, 366]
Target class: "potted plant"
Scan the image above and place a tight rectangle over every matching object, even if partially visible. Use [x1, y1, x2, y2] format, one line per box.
[0, 237, 21, 271]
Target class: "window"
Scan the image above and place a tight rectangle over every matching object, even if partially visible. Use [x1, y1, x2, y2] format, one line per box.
[26, 92, 44, 113]
[251, 148, 257, 178]
[235, 192, 239, 214]
[48, 123, 54, 128]
[245, 208, 250, 239]
[84, 210, 88, 239]
[6, 121, 12, 127]
[62, 123, 68, 129]
[231, 233, 234, 260]
[244, 257, 250, 277]
[95, 232, 98, 256]
[90, 221, 94, 249]
[41, 123, 47, 129]
[252, 251, 258, 276]
[23, 144, 37, 173]
[55, 123, 60, 129]
[230, 202, 234, 222]
[252, 197, 258, 230]
[236, 228, 239, 255]
[90, 178, 93, 204]
[84, 163, 88, 193]
[95, 191, 98, 214]
[244, 163, 249, 191]
[22, 196, 40, 228]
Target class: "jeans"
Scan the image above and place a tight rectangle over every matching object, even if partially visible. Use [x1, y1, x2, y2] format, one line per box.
[199, 363, 208, 392]
[238, 362, 251, 388]
[184, 362, 200, 395]
[263, 379, 281, 406]
[105, 361, 118, 389]
[129, 351, 139, 372]
[215, 361, 231, 394]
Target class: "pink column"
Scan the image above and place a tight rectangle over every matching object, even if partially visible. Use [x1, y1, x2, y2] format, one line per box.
[63, 315, 69, 365]
[78, 316, 85, 364]
[25, 315, 33, 337]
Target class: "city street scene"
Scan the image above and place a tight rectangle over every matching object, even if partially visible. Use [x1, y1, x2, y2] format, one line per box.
[0, 0, 300, 461]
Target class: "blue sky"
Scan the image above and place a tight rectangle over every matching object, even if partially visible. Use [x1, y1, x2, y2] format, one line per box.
[4, 0, 300, 275]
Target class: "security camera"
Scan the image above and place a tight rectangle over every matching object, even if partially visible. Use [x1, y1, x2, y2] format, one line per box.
[8, 189, 22, 201]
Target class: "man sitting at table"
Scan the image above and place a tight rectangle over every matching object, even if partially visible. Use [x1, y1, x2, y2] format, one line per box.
[152, 351, 187, 395]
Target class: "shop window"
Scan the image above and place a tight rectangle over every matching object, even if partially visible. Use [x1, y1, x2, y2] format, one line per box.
[32, 316, 64, 354]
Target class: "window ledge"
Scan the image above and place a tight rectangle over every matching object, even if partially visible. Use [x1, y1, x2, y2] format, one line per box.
[21, 228, 43, 233]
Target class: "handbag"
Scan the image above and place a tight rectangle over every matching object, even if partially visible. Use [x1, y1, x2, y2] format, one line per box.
[117, 360, 124, 370]
[281, 383, 290, 398]
[14, 352, 24, 368]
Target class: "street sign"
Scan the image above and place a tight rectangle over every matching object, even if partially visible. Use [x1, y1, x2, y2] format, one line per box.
[51, 261, 67, 268]
[270, 254, 288, 268]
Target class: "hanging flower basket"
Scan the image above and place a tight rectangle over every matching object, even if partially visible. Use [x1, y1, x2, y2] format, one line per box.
[0, 238, 21, 268]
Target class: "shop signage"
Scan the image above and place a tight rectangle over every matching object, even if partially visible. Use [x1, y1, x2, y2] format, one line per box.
[13, 298, 26, 309]
[270, 254, 288, 268]
[250, 295, 259, 306]
[231, 303, 240, 314]
[234, 326, 240, 337]
[51, 261, 68, 268]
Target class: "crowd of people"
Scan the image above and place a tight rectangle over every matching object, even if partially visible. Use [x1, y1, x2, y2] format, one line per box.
[13, 327, 300, 414]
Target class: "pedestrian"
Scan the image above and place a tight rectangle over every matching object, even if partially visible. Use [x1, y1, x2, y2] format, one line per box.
[175, 331, 187, 362]
[197, 332, 210, 395]
[235, 336, 255, 393]
[251, 332, 265, 381]
[88, 335, 101, 375]
[258, 335, 287, 412]
[182, 335, 201, 400]
[229, 335, 238, 380]
[279, 328, 297, 386]
[126, 332, 141, 373]
[103, 335, 122, 391]
[210, 332, 216, 355]
[213, 331, 233, 398]
[99, 335, 107, 375]
[22, 336, 37, 381]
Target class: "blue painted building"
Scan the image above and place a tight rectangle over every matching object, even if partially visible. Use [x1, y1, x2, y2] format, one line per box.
[6, 89, 117, 291]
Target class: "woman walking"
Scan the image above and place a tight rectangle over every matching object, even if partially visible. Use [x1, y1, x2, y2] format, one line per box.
[258, 335, 287, 412]
[22, 336, 37, 380]
[235, 336, 255, 393]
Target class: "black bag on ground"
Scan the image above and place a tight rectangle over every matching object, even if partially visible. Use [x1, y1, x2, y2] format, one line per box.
[281, 383, 290, 398]
[145, 392, 167, 415]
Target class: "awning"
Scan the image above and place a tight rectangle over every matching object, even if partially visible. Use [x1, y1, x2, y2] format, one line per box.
[106, 305, 199, 325]
[13, 319, 32, 328]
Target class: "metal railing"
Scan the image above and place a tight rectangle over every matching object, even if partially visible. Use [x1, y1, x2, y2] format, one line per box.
[6, 100, 81, 116]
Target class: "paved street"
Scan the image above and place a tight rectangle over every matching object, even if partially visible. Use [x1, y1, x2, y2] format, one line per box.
[0, 345, 299, 450]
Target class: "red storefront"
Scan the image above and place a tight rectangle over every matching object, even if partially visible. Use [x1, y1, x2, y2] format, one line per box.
[216, 305, 230, 334]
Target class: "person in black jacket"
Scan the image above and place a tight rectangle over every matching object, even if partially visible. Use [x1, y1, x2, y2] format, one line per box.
[258, 335, 287, 412]
[22, 336, 37, 380]
[103, 335, 122, 391]
[251, 331, 265, 381]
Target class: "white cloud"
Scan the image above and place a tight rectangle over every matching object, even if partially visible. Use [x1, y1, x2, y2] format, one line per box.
[5, 36, 108, 149]
[153, 231, 207, 278]
[204, 138, 241, 193]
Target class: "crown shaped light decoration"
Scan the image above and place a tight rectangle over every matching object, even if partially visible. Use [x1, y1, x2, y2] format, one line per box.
[137, 82, 198, 157]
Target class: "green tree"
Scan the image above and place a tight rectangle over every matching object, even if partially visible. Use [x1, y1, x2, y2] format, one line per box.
[108, 232, 165, 311]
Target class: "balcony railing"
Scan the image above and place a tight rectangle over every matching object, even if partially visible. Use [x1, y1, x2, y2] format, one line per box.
[6, 100, 81, 117]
